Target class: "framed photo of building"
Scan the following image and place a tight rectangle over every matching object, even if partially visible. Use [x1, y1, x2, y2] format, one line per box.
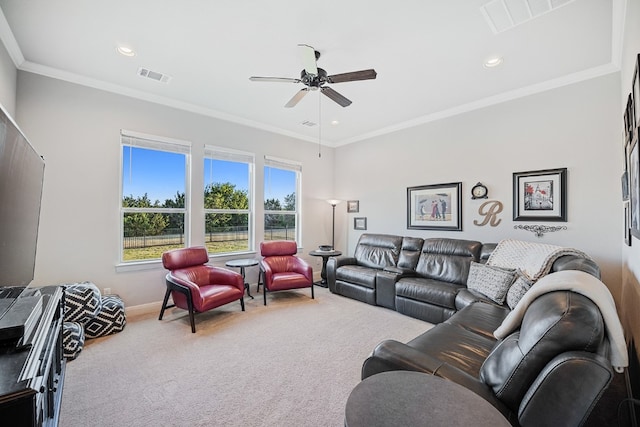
[407, 182, 462, 231]
[347, 200, 359, 213]
[513, 168, 567, 221]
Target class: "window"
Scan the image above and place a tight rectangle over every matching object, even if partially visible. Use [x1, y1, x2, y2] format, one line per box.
[264, 156, 301, 244]
[204, 146, 254, 255]
[120, 131, 190, 262]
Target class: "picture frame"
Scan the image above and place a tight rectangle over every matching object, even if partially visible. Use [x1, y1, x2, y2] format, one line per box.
[625, 200, 632, 246]
[625, 93, 634, 142]
[629, 134, 640, 239]
[623, 171, 630, 201]
[634, 54, 640, 128]
[354, 217, 367, 230]
[513, 168, 567, 222]
[347, 200, 359, 213]
[407, 182, 462, 231]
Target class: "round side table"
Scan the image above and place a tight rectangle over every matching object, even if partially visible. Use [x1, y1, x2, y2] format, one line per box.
[345, 371, 510, 427]
[309, 249, 342, 288]
[225, 258, 259, 299]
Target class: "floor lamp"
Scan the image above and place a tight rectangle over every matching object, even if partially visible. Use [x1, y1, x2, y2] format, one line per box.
[327, 199, 341, 250]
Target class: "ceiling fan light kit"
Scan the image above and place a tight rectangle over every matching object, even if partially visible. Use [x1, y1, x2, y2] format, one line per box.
[250, 44, 377, 108]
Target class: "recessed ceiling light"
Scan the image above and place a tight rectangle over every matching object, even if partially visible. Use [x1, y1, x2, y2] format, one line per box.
[483, 56, 503, 68]
[117, 45, 136, 57]
[331, 120, 339, 125]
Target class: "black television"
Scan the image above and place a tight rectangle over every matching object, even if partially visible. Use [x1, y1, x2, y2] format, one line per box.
[0, 103, 44, 287]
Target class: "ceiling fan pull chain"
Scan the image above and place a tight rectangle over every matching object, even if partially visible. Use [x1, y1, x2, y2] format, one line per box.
[318, 93, 322, 158]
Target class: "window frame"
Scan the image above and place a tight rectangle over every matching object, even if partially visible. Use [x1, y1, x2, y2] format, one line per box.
[203, 145, 255, 256]
[263, 155, 302, 246]
[119, 130, 191, 265]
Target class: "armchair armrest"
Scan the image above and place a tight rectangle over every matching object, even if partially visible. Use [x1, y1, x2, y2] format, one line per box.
[290, 257, 313, 282]
[210, 267, 244, 292]
[517, 351, 613, 427]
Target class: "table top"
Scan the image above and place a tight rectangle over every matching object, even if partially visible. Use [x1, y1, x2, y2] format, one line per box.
[225, 258, 259, 268]
[309, 249, 342, 257]
[345, 371, 510, 427]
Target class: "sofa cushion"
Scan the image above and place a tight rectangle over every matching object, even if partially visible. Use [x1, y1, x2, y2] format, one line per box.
[415, 238, 482, 285]
[409, 323, 497, 376]
[467, 262, 516, 305]
[505, 270, 534, 309]
[396, 277, 463, 309]
[354, 234, 403, 269]
[446, 301, 510, 340]
[336, 265, 378, 289]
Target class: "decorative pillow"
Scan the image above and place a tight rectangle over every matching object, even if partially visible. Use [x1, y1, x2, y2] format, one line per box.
[467, 262, 516, 304]
[506, 270, 535, 310]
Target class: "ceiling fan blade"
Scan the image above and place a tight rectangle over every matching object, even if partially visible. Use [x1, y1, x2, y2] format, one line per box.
[249, 76, 301, 83]
[327, 69, 377, 84]
[285, 88, 310, 108]
[298, 44, 318, 76]
[321, 87, 352, 107]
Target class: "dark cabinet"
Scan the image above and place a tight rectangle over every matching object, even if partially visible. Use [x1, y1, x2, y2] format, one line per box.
[0, 286, 65, 426]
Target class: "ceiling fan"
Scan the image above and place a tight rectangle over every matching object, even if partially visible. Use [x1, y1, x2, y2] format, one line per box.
[249, 44, 377, 108]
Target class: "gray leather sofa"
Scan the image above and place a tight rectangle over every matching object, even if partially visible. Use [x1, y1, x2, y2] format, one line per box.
[329, 233, 614, 425]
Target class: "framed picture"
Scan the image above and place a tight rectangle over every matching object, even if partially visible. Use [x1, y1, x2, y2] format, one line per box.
[625, 93, 634, 142]
[634, 55, 640, 128]
[407, 182, 462, 231]
[623, 171, 630, 201]
[347, 200, 359, 213]
[354, 217, 367, 230]
[630, 134, 640, 239]
[513, 168, 567, 221]
[625, 200, 632, 246]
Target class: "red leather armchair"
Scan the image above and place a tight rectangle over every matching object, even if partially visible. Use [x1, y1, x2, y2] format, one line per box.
[258, 240, 314, 305]
[159, 247, 245, 333]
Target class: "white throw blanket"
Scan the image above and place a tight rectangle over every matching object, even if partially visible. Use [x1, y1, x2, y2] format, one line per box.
[487, 238, 593, 281]
[494, 270, 628, 372]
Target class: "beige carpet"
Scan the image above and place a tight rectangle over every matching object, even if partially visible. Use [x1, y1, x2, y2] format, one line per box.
[59, 286, 430, 427]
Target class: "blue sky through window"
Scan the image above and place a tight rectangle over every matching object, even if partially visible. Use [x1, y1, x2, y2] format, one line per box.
[123, 146, 294, 205]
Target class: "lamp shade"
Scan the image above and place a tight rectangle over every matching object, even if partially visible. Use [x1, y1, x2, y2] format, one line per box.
[327, 199, 341, 206]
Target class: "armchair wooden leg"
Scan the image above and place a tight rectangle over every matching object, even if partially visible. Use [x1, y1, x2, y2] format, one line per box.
[311, 284, 314, 299]
[186, 295, 196, 333]
[158, 287, 172, 320]
[240, 297, 245, 311]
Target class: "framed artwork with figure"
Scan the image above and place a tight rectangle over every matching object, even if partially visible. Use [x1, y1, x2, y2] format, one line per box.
[407, 182, 462, 231]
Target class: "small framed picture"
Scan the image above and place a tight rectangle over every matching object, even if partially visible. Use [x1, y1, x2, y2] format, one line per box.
[347, 200, 359, 213]
[354, 217, 367, 230]
[407, 182, 462, 231]
[513, 168, 567, 222]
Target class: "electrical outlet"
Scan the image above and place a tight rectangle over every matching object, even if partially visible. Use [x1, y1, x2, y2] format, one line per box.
[103, 287, 111, 295]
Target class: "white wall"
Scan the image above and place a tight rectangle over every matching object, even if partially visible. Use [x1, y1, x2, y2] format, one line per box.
[333, 73, 622, 289]
[0, 36, 16, 117]
[620, 0, 640, 357]
[15, 72, 336, 307]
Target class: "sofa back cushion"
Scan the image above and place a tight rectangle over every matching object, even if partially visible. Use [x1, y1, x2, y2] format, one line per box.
[414, 238, 482, 285]
[397, 237, 424, 270]
[479, 291, 605, 412]
[354, 234, 403, 269]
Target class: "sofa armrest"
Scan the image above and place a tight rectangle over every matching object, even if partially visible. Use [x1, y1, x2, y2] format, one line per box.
[517, 351, 613, 427]
[362, 339, 446, 379]
[327, 256, 356, 292]
[382, 266, 416, 276]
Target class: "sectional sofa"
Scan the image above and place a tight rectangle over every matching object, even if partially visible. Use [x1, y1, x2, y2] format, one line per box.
[327, 233, 626, 426]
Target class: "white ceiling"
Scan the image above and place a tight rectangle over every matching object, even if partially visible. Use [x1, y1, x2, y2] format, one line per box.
[0, 0, 623, 146]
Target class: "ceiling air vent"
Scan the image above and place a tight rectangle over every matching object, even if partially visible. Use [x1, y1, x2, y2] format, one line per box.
[137, 67, 172, 84]
[481, 0, 576, 34]
[301, 120, 317, 127]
